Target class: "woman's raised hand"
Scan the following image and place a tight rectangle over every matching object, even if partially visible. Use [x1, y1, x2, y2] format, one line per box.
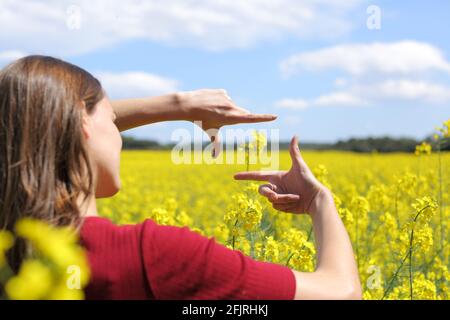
[177, 89, 277, 157]
[234, 136, 327, 214]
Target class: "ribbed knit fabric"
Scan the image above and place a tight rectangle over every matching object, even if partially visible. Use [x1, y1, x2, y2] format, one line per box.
[80, 216, 296, 300]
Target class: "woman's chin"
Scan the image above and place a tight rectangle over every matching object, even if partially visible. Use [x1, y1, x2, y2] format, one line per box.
[95, 180, 121, 198]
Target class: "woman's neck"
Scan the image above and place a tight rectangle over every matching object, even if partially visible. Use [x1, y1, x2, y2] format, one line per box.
[78, 193, 99, 218]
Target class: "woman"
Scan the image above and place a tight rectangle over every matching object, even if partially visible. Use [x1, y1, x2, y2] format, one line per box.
[0, 55, 361, 300]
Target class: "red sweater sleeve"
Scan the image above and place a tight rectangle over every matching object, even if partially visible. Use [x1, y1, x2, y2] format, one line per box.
[140, 219, 296, 300]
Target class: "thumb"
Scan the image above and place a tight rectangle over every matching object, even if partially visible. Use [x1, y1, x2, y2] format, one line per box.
[289, 136, 303, 167]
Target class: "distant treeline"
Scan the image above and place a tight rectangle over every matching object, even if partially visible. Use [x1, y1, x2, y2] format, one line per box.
[122, 135, 450, 153]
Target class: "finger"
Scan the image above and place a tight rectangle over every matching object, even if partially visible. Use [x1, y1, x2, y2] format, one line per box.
[289, 135, 305, 167]
[258, 184, 278, 200]
[234, 171, 279, 181]
[212, 133, 221, 158]
[232, 113, 277, 123]
[270, 194, 301, 204]
[259, 184, 300, 203]
[272, 203, 297, 213]
[206, 128, 221, 158]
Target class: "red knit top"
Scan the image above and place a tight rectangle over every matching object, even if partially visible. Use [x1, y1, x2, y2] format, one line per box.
[80, 216, 296, 300]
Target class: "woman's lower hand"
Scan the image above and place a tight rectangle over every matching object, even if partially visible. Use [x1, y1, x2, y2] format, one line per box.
[234, 136, 329, 215]
[176, 89, 277, 157]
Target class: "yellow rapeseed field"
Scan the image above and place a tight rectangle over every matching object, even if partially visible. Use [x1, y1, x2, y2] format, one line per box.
[1, 123, 449, 300]
[96, 132, 450, 300]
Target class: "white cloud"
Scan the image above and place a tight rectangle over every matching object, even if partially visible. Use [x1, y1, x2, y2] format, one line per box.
[276, 91, 367, 109]
[276, 80, 450, 109]
[0, 0, 362, 55]
[280, 41, 450, 77]
[356, 79, 450, 103]
[278, 41, 450, 109]
[96, 71, 179, 99]
[0, 51, 179, 98]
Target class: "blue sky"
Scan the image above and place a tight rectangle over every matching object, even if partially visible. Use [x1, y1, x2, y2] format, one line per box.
[1, 0, 449, 143]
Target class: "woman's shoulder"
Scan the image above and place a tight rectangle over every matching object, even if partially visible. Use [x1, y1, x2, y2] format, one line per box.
[80, 216, 165, 250]
[81, 215, 200, 242]
[81, 216, 141, 243]
[79, 216, 156, 299]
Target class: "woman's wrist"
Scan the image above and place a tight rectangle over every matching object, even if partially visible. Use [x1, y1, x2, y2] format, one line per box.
[308, 187, 335, 218]
[173, 91, 198, 122]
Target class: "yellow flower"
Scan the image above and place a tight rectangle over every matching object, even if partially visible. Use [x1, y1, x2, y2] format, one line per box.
[47, 282, 85, 300]
[415, 142, 432, 156]
[411, 196, 437, 223]
[397, 172, 418, 195]
[338, 207, 354, 226]
[412, 273, 437, 300]
[379, 212, 397, 231]
[281, 229, 316, 271]
[5, 260, 53, 300]
[264, 236, 280, 262]
[367, 184, 390, 212]
[444, 119, 450, 137]
[150, 207, 172, 225]
[313, 164, 329, 187]
[15, 219, 89, 280]
[7, 218, 91, 299]
[225, 193, 262, 231]
[413, 225, 433, 252]
[351, 196, 370, 214]
[175, 210, 193, 227]
[249, 130, 267, 153]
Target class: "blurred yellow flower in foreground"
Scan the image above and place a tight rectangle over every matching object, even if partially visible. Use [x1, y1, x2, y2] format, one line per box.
[1, 218, 90, 300]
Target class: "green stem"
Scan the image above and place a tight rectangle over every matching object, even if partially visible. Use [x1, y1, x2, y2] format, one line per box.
[409, 205, 431, 300]
[285, 252, 295, 266]
[382, 205, 429, 300]
[409, 227, 415, 300]
[232, 219, 238, 250]
[381, 250, 409, 300]
[306, 226, 313, 242]
[437, 139, 444, 259]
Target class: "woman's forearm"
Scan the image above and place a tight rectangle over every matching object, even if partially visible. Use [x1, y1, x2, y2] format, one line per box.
[310, 189, 358, 274]
[111, 89, 277, 141]
[293, 189, 362, 299]
[111, 93, 188, 132]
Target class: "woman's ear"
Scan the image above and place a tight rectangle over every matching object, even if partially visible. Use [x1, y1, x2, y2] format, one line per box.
[81, 108, 92, 140]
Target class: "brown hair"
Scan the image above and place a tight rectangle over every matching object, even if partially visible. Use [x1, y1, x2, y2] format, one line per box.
[0, 55, 104, 271]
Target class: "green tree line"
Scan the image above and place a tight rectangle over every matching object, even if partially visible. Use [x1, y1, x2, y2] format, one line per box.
[122, 135, 449, 153]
